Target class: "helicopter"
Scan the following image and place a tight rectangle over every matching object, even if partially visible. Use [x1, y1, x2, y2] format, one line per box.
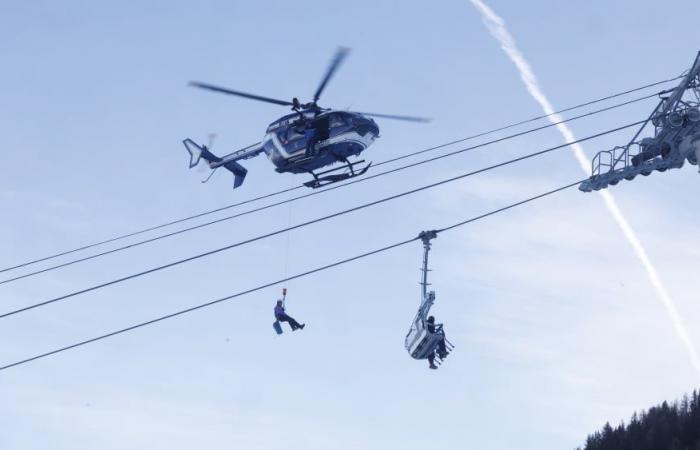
[183, 47, 430, 189]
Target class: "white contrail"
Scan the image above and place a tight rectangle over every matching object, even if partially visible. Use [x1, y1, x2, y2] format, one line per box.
[470, 0, 700, 376]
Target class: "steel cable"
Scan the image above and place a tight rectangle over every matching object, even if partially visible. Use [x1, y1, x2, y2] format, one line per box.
[0, 77, 678, 274]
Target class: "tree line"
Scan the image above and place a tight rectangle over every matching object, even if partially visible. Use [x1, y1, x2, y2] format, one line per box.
[577, 389, 700, 450]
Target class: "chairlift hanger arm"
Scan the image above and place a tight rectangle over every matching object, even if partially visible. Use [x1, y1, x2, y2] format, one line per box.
[418, 230, 439, 300]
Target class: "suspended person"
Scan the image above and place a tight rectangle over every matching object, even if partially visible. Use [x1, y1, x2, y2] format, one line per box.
[426, 316, 448, 370]
[274, 299, 305, 331]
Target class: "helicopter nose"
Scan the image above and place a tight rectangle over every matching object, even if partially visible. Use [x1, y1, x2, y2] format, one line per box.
[354, 117, 379, 137]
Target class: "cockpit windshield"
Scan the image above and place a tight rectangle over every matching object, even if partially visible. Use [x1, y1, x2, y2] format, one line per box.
[329, 114, 347, 128]
[280, 127, 305, 143]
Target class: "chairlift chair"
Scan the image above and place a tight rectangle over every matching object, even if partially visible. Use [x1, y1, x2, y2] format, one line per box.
[404, 231, 454, 366]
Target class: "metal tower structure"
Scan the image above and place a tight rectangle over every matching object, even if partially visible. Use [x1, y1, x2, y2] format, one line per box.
[580, 52, 700, 192]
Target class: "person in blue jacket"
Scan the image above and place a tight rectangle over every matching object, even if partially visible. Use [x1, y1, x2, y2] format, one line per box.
[274, 299, 305, 331]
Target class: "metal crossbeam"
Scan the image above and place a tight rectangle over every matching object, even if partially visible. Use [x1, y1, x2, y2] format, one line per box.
[581, 52, 700, 192]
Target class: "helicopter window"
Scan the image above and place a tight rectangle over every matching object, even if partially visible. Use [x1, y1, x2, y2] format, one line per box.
[279, 128, 305, 143]
[329, 116, 346, 128]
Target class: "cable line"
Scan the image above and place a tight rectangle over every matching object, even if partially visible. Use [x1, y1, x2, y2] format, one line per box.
[0, 120, 644, 318]
[0, 94, 658, 285]
[0, 76, 678, 275]
[0, 179, 584, 372]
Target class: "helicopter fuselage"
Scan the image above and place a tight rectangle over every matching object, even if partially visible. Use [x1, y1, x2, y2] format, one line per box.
[185, 47, 427, 189]
[261, 109, 379, 174]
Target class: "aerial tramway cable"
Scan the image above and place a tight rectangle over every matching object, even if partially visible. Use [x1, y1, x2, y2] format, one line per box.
[0, 95, 662, 285]
[0, 76, 680, 275]
[0, 179, 583, 372]
[0, 120, 645, 319]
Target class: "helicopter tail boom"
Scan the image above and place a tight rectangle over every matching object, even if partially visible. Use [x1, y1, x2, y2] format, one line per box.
[182, 138, 251, 188]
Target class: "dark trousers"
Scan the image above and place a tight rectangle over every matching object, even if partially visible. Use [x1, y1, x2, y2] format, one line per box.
[428, 339, 447, 365]
[276, 314, 302, 330]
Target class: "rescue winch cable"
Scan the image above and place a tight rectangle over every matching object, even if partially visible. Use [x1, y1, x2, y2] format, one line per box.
[0, 120, 644, 319]
[0, 76, 678, 275]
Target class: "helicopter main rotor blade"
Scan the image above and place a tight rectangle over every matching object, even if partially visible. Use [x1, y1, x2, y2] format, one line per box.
[189, 81, 294, 107]
[354, 111, 432, 123]
[313, 47, 351, 103]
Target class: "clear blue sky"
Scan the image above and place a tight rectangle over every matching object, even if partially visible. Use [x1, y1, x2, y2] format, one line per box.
[1, 1, 699, 449]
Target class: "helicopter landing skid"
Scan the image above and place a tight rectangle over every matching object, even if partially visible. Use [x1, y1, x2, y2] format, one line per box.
[303, 160, 372, 188]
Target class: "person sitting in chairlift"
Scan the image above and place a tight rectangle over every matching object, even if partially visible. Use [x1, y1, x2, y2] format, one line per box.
[274, 299, 305, 331]
[426, 315, 448, 370]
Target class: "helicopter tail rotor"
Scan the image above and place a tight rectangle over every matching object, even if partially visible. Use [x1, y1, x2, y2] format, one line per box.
[183, 138, 221, 169]
[183, 138, 255, 189]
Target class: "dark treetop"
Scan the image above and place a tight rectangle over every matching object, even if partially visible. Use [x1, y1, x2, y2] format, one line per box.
[577, 389, 700, 450]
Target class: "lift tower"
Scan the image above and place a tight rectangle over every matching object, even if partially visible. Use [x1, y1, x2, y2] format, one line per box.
[580, 52, 700, 192]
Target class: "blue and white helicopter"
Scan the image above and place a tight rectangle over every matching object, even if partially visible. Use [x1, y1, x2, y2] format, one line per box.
[183, 47, 429, 189]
